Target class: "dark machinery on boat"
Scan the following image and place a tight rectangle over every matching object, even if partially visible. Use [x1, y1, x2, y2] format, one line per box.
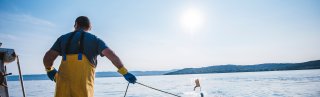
[0, 43, 26, 97]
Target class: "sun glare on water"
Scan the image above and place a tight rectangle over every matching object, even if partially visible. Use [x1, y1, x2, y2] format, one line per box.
[180, 8, 205, 34]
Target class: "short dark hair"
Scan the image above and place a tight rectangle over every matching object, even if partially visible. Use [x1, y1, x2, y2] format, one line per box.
[75, 16, 91, 30]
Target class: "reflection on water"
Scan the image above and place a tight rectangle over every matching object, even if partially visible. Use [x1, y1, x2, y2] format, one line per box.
[8, 69, 320, 97]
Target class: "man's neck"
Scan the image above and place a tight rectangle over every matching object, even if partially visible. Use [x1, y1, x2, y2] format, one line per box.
[75, 28, 89, 32]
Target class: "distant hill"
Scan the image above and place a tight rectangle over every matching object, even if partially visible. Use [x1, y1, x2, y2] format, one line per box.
[165, 60, 320, 75]
[7, 70, 173, 81]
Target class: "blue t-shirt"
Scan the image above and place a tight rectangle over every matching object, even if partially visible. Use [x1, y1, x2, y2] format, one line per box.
[50, 31, 108, 67]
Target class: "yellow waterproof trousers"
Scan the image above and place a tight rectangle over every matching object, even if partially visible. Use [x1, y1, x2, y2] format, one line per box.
[55, 54, 95, 97]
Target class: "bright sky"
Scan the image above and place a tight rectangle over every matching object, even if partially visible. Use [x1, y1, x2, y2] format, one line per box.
[1, 0, 319, 75]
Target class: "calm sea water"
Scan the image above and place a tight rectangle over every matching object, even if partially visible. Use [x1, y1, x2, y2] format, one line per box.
[7, 69, 320, 97]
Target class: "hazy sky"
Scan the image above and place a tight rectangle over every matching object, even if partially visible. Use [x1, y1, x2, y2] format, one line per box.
[1, 0, 319, 74]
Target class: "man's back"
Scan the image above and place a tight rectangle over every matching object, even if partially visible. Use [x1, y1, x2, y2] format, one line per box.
[50, 31, 108, 66]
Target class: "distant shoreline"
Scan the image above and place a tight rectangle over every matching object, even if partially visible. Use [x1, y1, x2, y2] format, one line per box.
[7, 60, 320, 81]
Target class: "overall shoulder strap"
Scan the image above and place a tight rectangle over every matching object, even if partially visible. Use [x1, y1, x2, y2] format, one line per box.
[78, 31, 85, 60]
[65, 32, 77, 54]
[63, 32, 77, 60]
[63, 31, 85, 60]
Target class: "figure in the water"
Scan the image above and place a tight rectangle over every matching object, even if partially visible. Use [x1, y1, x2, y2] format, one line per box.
[194, 79, 204, 97]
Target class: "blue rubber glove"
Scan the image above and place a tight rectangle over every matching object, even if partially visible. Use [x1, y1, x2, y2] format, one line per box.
[46, 67, 58, 82]
[123, 72, 137, 84]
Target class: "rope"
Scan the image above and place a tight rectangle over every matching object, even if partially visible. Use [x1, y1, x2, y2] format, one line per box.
[136, 82, 181, 97]
[123, 83, 130, 97]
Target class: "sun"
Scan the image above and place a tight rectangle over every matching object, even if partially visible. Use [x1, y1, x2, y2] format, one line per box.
[180, 8, 205, 33]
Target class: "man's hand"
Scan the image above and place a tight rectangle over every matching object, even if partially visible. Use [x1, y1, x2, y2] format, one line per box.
[43, 50, 59, 82]
[118, 66, 137, 83]
[123, 72, 137, 83]
[46, 67, 58, 82]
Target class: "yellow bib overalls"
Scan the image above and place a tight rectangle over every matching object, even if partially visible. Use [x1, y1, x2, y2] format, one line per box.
[55, 31, 95, 97]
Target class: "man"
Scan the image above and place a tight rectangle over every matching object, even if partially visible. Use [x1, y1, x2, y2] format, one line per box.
[43, 16, 137, 97]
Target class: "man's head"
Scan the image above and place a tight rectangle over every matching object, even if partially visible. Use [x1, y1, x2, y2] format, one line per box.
[74, 16, 91, 31]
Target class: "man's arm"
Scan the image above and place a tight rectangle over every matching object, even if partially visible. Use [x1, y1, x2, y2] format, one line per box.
[43, 50, 59, 69]
[102, 48, 137, 83]
[102, 48, 124, 69]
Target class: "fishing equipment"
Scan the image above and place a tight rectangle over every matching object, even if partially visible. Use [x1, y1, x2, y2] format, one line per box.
[123, 83, 129, 97]
[123, 81, 181, 97]
[17, 56, 26, 97]
[0, 46, 26, 97]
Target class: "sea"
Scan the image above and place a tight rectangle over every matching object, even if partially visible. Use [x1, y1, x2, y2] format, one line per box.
[7, 69, 320, 97]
